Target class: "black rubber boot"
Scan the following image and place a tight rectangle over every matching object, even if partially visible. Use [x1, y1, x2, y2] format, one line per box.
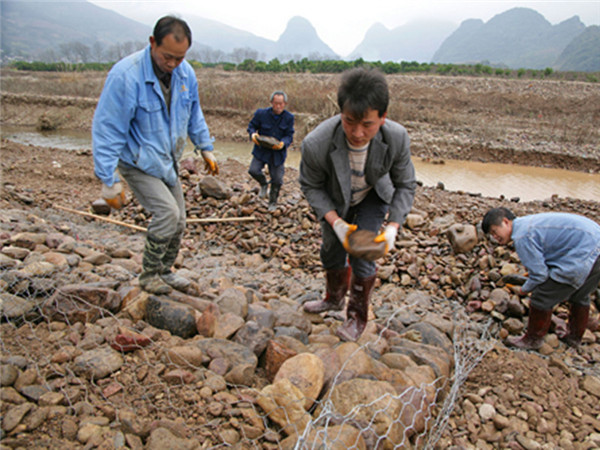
[250, 172, 269, 199]
[505, 305, 553, 350]
[139, 234, 172, 295]
[160, 231, 191, 292]
[303, 267, 351, 313]
[336, 274, 376, 342]
[268, 183, 281, 211]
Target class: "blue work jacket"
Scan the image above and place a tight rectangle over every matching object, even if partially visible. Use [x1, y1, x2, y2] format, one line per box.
[247, 107, 294, 167]
[92, 46, 214, 187]
[512, 213, 600, 292]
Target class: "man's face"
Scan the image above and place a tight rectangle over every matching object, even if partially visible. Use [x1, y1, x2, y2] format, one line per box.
[488, 218, 513, 245]
[150, 33, 189, 74]
[341, 108, 386, 148]
[271, 95, 286, 115]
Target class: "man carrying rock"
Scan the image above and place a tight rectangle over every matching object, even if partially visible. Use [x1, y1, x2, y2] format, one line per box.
[299, 67, 416, 341]
[482, 207, 600, 350]
[93, 16, 219, 294]
[247, 91, 295, 211]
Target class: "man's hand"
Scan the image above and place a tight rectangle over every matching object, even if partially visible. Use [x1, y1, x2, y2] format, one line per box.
[506, 284, 526, 296]
[273, 141, 284, 150]
[101, 182, 126, 210]
[201, 150, 219, 175]
[374, 225, 398, 254]
[333, 218, 357, 251]
[251, 132, 260, 146]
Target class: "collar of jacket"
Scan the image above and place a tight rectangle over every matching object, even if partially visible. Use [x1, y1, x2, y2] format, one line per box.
[141, 45, 188, 87]
[329, 117, 389, 182]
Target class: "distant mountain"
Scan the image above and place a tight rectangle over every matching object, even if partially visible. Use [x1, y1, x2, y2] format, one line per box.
[554, 25, 600, 72]
[0, 0, 150, 61]
[274, 16, 338, 60]
[432, 7, 588, 70]
[348, 20, 457, 63]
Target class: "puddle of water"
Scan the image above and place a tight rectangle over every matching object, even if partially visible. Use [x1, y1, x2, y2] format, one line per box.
[2, 125, 598, 202]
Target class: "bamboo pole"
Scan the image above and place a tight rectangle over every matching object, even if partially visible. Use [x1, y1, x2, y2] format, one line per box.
[56, 205, 257, 231]
[55, 205, 147, 231]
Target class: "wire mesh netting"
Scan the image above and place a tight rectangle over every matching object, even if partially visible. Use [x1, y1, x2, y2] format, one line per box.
[1, 252, 496, 449]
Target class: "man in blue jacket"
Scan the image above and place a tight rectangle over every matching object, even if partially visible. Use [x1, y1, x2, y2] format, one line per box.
[482, 207, 600, 350]
[299, 68, 416, 341]
[93, 16, 219, 295]
[247, 91, 294, 211]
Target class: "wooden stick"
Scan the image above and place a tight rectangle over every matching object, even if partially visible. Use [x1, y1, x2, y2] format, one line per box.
[55, 205, 147, 231]
[56, 205, 257, 230]
[186, 216, 256, 224]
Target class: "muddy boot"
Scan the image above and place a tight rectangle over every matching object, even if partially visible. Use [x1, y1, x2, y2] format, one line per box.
[250, 172, 269, 199]
[505, 305, 553, 350]
[563, 303, 590, 348]
[160, 231, 190, 293]
[303, 267, 351, 313]
[139, 234, 172, 295]
[336, 274, 376, 342]
[268, 183, 281, 211]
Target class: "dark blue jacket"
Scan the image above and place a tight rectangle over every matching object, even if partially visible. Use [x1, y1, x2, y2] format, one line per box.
[247, 107, 294, 167]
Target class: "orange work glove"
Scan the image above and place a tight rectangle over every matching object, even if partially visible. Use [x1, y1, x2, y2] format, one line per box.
[101, 182, 126, 209]
[201, 150, 219, 175]
[374, 225, 398, 254]
[333, 218, 357, 252]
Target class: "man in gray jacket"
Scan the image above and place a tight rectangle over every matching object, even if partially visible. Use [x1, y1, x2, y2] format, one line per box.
[299, 67, 416, 341]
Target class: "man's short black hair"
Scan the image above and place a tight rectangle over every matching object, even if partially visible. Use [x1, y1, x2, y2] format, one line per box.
[482, 207, 516, 234]
[153, 16, 192, 47]
[337, 67, 389, 119]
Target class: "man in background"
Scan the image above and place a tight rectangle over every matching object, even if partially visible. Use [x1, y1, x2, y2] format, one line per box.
[93, 15, 219, 295]
[247, 91, 294, 211]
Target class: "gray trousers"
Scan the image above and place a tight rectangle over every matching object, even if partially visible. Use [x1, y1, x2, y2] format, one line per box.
[530, 255, 600, 310]
[248, 156, 285, 186]
[320, 189, 389, 278]
[118, 163, 186, 239]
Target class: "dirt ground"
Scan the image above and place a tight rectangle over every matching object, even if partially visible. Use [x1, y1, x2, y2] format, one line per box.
[1, 69, 600, 448]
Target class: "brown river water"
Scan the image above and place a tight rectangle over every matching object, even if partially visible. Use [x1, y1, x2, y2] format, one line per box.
[3, 126, 599, 203]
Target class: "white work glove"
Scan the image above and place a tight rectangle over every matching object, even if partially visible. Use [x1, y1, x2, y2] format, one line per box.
[101, 182, 126, 209]
[333, 218, 357, 252]
[200, 150, 219, 175]
[251, 132, 260, 145]
[374, 225, 398, 254]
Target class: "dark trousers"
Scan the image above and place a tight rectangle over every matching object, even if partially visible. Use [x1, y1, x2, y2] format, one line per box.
[530, 255, 600, 310]
[248, 156, 285, 186]
[320, 189, 389, 278]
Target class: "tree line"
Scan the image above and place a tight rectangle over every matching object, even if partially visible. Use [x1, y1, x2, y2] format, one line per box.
[6, 57, 598, 83]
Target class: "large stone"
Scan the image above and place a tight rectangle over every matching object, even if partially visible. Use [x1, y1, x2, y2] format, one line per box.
[401, 322, 453, 357]
[281, 424, 366, 450]
[42, 284, 122, 324]
[446, 223, 478, 253]
[10, 232, 48, 250]
[146, 427, 199, 450]
[214, 287, 248, 318]
[256, 378, 311, 436]
[388, 338, 453, 379]
[194, 338, 258, 371]
[334, 342, 374, 378]
[274, 353, 325, 410]
[146, 296, 198, 339]
[73, 347, 124, 380]
[164, 346, 204, 369]
[214, 312, 245, 339]
[232, 321, 274, 356]
[316, 378, 405, 448]
[1, 292, 41, 321]
[197, 176, 231, 200]
[264, 339, 297, 382]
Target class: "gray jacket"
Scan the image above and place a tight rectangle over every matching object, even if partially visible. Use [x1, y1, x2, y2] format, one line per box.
[299, 115, 416, 224]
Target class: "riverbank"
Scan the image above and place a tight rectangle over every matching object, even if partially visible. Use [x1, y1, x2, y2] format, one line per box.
[1, 137, 600, 448]
[1, 70, 600, 448]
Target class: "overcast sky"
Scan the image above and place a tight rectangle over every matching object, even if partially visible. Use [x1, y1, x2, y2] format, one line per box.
[88, 0, 600, 56]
